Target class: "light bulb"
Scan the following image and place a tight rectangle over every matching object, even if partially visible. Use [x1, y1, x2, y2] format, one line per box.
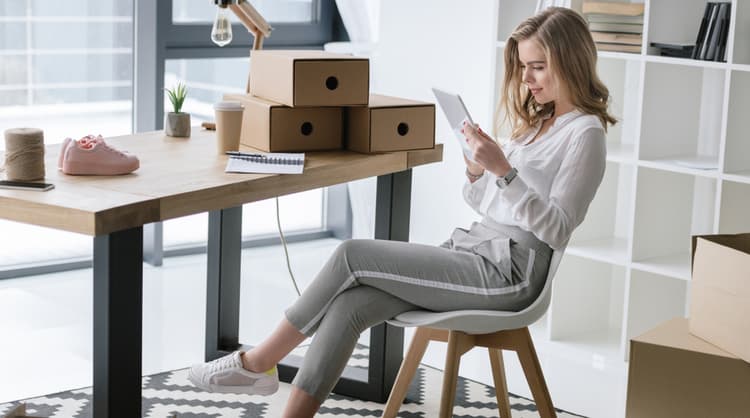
[211, 7, 232, 47]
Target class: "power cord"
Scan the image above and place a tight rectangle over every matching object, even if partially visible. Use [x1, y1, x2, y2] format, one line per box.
[276, 196, 301, 296]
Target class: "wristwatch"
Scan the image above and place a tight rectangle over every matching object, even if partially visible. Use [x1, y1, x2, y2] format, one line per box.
[495, 167, 518, 189]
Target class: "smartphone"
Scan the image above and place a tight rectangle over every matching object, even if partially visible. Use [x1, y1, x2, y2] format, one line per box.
[0, 180, 55, 191]
[431, 87, 476, 161]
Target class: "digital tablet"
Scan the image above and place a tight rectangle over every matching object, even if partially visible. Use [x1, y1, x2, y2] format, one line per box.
[431, 87, 475, 161]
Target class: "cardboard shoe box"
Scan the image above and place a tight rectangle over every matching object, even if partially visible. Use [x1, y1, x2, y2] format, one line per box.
[689, 233, 750, 362]
[345, 94, 435, 153]
[626, 317, 750, 418]
[224, 94, 342, 152]
[249, 50, 369, 107]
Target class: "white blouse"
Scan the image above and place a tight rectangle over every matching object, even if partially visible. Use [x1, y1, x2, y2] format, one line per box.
[463, 110, 607, 250]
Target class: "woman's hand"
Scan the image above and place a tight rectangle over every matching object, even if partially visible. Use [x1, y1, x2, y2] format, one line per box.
[462, 121, 512, 177]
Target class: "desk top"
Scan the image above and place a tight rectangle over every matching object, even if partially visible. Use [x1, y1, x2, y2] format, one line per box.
[0, 129, 443, 236]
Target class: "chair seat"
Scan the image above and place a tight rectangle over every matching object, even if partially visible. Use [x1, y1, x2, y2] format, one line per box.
[386, 249, 563, 335]
[387, 306, 546, 335]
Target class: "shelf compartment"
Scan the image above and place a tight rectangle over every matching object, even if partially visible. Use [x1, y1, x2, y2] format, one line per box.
[723, 70, 750, 175]
[496, 0, 536, 43]
[548, 255, 625, 362]
[569, 162, 634, 265]
[623, 269, 688, 360]
[631, 167, 717, 278]
[639, 61, 724, 173]
[598, 57, 641, 163]
[718, 180, 750, 234]
[645, 0, 707, 59]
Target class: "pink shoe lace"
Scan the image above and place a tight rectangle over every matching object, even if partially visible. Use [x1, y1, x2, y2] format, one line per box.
[77, 134, 103, 149]
[77, 135, 129, 157]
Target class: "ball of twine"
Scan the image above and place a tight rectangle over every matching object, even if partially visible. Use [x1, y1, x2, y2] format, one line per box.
[3, 128, 46, 181]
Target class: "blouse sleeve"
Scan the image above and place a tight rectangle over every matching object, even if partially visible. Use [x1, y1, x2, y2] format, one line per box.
[488, 127, 607, 250]
[462, 171, 490, 215]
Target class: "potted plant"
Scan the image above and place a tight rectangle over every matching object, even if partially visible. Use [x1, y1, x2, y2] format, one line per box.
[164, 82, 190, 137]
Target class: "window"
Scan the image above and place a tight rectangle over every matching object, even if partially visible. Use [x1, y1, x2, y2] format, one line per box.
[0, 0, 134, 266]
[172, 0, 315, 24]
[0, 0, 340, 269]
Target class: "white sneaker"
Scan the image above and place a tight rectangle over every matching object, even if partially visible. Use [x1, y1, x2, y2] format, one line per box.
[188, 351, 279, 395]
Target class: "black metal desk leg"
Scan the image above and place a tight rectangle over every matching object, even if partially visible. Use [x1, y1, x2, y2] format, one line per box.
[92, 227, 144, 418]
[206, 206, 243, 360]
[369, 169, 412, 401]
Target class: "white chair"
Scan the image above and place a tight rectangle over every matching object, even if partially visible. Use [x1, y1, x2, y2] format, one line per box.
[382, 250, 564, 418]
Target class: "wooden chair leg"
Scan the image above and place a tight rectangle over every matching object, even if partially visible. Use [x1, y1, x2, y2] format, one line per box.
[382, 327, 432, 418]
[488, 347, 512, 418]
[514, 327, 556, 418]
[439, 331, 474, 418]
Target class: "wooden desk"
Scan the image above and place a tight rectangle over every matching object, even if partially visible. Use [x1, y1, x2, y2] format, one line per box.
[0, 129, 443, 417]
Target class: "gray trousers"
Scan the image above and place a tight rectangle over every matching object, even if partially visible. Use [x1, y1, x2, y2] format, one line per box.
[285, 222, 552, 402]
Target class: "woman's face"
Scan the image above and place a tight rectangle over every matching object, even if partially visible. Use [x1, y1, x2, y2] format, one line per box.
[517, 38, 559, 105]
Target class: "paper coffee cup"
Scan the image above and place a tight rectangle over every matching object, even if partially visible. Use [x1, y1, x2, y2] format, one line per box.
[214, 101, 244, 154]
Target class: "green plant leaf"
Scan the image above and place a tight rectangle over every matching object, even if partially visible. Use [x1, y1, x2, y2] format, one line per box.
[164, 82, 188, 113]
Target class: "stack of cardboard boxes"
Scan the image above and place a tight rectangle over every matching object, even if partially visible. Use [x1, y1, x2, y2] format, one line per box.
[225, 50, 435, 154]
[626, 234, 750, 417]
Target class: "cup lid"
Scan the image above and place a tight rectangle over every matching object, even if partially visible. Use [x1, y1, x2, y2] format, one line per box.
[214, 101, 243, 111]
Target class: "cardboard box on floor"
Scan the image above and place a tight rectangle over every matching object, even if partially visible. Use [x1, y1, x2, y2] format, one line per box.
[346, 94, 435, 153]
[689, 233, 750, 362]
[224, 94, 342, 152]
[249, 50, 369, 107]
[626, 317, 750, 418]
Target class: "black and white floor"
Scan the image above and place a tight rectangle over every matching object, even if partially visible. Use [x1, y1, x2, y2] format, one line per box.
[0, 351, 584, 417]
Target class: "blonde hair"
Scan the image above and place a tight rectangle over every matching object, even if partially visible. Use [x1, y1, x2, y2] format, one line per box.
[495, 7, 617, 139]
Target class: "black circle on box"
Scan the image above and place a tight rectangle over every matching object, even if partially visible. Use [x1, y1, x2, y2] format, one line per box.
[397, 122, 409, 136]
[300, 122, 314, 136]
[325, 76, 339, 90]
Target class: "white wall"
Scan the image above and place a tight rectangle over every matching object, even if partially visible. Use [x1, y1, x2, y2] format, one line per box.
[372, 0, 498, 245]
[369, 0, 505, 390]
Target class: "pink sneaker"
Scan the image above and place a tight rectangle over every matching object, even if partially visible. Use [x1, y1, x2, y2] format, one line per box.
[58, 137, 73, 170]
[62, 136, 139, 175]
[58, 135, 106, 170]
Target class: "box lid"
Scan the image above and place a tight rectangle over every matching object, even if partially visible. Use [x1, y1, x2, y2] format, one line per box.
[223, 93, 286, 109]
[633, 317, 741, 359]
[252, 49, 368, 61]
[368, 94, 434, 109]
[692, 234, 750, 296]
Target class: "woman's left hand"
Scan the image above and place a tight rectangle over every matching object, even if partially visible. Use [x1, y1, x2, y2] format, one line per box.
[462, 121, 513, 177]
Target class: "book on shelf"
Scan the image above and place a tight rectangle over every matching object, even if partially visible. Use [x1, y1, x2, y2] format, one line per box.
[709, 3, 730, 62]
[588, 22, 643, 34]
[649, 42, 694, 58]
[692, 2, 731, 61]
[592, 31, 642, 45]
[596, 42, 641, 53]
[714, 6, 730, 62]
[585, 13, 644, 24]
[582, 1, 645, 16]
[705, 3, 728, 60]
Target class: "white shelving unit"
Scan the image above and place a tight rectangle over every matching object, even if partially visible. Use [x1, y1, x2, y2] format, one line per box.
[493, 0, 750, 363]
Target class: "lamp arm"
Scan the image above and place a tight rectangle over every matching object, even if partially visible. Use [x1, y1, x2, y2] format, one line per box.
[228, 0, 272, 50]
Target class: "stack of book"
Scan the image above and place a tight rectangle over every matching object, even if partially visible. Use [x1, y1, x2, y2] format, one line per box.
[691, 2, 731, 62]
[582, 1, 645, 54]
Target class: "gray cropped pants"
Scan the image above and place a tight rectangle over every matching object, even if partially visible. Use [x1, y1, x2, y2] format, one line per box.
[285, 222, 552, 403]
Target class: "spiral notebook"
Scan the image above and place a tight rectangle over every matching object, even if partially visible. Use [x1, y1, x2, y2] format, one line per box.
[225, 152, 305, 174]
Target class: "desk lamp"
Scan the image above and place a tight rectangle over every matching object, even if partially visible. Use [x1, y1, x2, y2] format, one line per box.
[212, 0, 273, 91]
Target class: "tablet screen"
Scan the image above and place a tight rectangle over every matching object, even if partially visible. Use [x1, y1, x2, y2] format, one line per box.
[431, 87, 475, 161]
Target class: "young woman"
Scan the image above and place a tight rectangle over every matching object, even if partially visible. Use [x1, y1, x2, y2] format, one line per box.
[188, 7, 616, 417]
